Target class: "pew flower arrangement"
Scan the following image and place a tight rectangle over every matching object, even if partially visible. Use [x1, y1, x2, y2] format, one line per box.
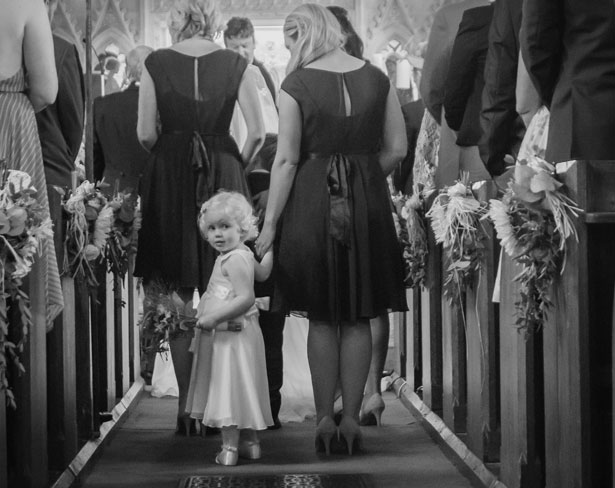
[105, 187, 141, 280]
[487, 155, 580, 333]
[140, 280, 197, 356]
[426, 174, 489, 304]
[60, 180, 113, 288]
[391, 189, 429, 288]
[0, 165, 53, 408]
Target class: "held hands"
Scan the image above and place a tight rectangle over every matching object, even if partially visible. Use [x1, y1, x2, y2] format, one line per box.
[255, 222, 275, 259]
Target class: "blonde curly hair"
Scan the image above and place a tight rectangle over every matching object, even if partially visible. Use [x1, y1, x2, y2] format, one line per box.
[198, 191, 259, 242]
[167, 0, 223, 43]
[284, 3, 344, 74]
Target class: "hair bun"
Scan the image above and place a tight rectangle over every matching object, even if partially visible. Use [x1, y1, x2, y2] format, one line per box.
[190, 11, 204, 22]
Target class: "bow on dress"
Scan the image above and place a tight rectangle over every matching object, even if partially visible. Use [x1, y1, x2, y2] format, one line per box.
[190, 132, 215, 208]
[326, 153, 353, 248]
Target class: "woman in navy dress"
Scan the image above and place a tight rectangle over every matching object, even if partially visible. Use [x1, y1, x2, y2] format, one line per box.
[136, 0, 265, 435]
[256, 3, 407, 454]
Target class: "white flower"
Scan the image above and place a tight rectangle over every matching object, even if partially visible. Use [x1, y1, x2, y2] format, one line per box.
[12, 256, 32, 279]
[488, 199, 518, 257]
[447, 182, 468, 198]
[93, 205, 114, 250]
[6, 170, 35, 194]
[392, 212, 401, 238]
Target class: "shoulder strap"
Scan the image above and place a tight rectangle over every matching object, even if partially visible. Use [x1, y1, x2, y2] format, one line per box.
[220, 248, 254, 268]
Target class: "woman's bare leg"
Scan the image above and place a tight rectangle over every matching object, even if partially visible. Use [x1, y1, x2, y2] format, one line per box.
[339, 320, 372, 420]
[307, 321, 339, 422]
[364, 314, 390, 400]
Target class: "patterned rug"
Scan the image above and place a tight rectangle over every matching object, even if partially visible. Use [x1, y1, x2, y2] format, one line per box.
[178, 473, 374, 488]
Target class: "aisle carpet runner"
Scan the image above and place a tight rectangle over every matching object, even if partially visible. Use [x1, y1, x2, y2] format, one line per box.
[178, 473, 374, 487]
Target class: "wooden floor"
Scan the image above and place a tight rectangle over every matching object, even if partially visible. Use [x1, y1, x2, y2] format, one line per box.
[79, 390, 483, 488]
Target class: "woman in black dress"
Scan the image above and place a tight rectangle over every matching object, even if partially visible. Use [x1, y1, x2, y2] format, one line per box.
[328, 5, 393, 428]
[255, 3, 407, 454]
[136, 0, 265, 435]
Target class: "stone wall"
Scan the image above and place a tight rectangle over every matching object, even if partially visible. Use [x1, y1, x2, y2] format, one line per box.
[52, 0, 455, 69]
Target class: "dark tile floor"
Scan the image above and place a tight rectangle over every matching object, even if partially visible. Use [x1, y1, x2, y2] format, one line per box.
[79, 390, 481, 488]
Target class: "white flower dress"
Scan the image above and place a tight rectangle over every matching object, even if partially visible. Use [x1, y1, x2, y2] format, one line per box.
[185, 247, 273, 430]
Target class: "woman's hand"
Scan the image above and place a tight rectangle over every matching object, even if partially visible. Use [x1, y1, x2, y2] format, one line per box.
[255, 222, 275, 258]
[196, 314, 217, 331]
[252, 190, 269, 223]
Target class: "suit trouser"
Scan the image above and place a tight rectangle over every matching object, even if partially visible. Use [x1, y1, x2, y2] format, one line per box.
[47, 183, 66, 269]
[258, 309, 285, 421]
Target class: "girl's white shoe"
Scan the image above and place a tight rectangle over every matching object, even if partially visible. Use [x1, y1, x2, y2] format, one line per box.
[215, 445, 238, 466]
[238, 440, 261, 459]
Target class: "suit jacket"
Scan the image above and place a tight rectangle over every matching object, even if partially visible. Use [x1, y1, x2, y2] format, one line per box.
[93, 83, 149, 196]
[479, 0, 526, 175]
[420, 0, 490, 123]
[253, 58, 277, 107]
[444, 5, 494, 147]
[35, 35, 85, 188]
[521, 0, 615, 162]
[394, 99, 425, 194]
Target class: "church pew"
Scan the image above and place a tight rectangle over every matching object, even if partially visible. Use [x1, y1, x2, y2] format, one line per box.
[9, 261, 49, 487]
[420, 228, 443, 412]
[47, 277, 79, 477]
[496, 254, 544, 488]
[404, 287, 421, 393]
[464, 183, 499, 461]
[544, 160, 615, 488]
[441, 282, 466, 434]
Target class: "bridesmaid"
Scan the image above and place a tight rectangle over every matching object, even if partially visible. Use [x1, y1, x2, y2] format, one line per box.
[135, 0, 264, 435]
[256, 4, 407, 455]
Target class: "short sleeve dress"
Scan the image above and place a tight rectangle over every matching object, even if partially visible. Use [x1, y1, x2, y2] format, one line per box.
[134, 49, 251, 290]
[275, 64, 407, 323]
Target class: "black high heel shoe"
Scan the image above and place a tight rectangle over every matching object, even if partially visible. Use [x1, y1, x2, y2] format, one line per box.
[314, 416, 337, 456]
[338, 416, 363, 455]
[175, 416, 197, 436]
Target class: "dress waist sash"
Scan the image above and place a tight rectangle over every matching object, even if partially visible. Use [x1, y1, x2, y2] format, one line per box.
[303, 152, 376, 248]
[161, 131, 232, 209]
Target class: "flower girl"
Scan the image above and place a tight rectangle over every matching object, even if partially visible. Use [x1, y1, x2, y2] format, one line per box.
[185, 191, 273, 466]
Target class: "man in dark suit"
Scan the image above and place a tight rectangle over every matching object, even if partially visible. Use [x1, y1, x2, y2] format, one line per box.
[223, 17, 277, 105]
[479, 0, 525, 177]
[93, 45, 153, 197]
[37, 0, 85, 264]
[394, 97, 425, 195]
[521, 0, 615, 162]
[37, 0, 85, 470]
[419, 0, 490, 189]
[443, 4, 494, 183]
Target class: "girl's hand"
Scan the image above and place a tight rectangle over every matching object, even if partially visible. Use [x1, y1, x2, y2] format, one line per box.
[197, 314, 217, 331]
[255, 223, 275, 258]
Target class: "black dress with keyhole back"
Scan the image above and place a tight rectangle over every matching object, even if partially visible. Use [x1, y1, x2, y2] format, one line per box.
[135, 49, 251, 290]
[274, 63, 407, 323]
